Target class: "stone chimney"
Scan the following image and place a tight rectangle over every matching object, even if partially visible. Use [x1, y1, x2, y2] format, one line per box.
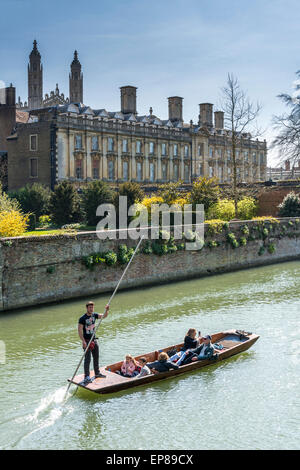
[168, 96, 183, 122]
[199, 103, 213, 127]
[214, 111, 224, 129]
[120, 86, 137, 115]
[0, 84, 16, 152]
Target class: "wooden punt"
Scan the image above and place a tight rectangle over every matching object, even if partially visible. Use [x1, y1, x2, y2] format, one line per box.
[68, 329, 259, 395]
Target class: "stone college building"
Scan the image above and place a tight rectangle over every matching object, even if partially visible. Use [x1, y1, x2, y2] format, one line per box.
[0, 41, 267, 191]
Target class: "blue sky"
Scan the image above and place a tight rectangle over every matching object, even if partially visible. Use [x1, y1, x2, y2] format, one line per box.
[1, 0, 299, 165]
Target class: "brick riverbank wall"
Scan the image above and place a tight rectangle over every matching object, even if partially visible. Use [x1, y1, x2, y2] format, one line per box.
[0, 218, 300, 312]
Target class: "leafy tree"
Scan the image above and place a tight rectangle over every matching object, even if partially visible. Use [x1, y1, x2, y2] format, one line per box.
[278, 192, 300, 217]
[158, 181, 182, 205]
[114, 182, 144, 208]
[49, 181, 82, 226]
[113, 182, 144, 227]
[188, 176, 220, 213]
[0, 183, 20, 212]
[81, 180, 114, 226]
[9, 183, 51, 219]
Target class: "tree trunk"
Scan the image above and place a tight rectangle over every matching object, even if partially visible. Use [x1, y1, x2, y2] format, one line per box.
[232, 134, 238, 218]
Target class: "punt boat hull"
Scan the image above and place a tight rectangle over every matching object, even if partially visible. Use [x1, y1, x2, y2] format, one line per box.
[68, 329, 259, 395]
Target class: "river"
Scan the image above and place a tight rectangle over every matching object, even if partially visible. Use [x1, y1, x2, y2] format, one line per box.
[0, 261, 299, 450]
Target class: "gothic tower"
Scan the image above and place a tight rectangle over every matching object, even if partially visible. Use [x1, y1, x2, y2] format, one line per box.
[28, 40, 43, 110]
[69, 50, 83, 104]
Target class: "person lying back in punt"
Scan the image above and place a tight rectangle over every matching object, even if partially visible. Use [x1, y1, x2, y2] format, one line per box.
[177, 335, 216, 366]
[147, 352, 179, 373]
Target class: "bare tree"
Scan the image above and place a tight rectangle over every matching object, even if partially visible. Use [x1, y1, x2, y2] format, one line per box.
[220, 73, 262, 217]
[272, 70, 300, 168]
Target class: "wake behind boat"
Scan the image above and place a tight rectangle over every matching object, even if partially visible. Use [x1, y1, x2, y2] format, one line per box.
[68, 329, 259, 395]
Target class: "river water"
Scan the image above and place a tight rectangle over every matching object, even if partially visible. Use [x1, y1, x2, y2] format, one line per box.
[0, 261, 299, 450]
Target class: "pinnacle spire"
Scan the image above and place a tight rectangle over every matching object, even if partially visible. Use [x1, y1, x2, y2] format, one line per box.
[71, 50, 80, 66]
[30, 39, 41, 58]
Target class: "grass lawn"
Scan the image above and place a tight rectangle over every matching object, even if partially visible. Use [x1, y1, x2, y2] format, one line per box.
[23, 225, 96, 237]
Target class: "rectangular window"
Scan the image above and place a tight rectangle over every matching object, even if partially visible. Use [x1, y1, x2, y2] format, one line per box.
[122, 139, 128, 153]
[198, 163, 203, 176]
[75, 159, 82, 179]
[260, 153, 264, 165]
[198, 143, 204, 156]
[174, 144, 178, 156]
[149, 141, 154, 154]
[136, 141, 142, 154]
[184, 145, 189, 157]
[173, 164, 178, 181]
[75, 134, 82, 150]
[137, 162, 142, 182]
[91, 136, 98, 151]
[252, 152, 257, 163]
[149, 162, 155, 182]
[227, 149, 231, 160]
[161, 143, 167, 156]
[209, 166, 213, 177]
[209, 147, 213, 158]
[108, 137, 114, 152]
[244, 150, 248, 161]
[218, 166, 223, 182]
[30, 158, 38, 177]
[236, 150, 240, 159]
[162, 163, 167, 181]
[30, 135, 38, 151]
[184, 164, 190, 182]
[108, 160, 114, 181]
[92, 159, 99, 179]
[123, 161, 129, 181]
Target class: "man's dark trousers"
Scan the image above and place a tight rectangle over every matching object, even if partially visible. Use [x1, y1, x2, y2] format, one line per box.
[84, 340, 100, 377]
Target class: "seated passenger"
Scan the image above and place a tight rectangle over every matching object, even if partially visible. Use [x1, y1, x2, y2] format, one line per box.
[168, 329, 201, 363]
[181, 328, 201, 351]
[147, 352, 179, 373]
[179, 335, 216, 365]
[120, 354, 139, 377]
[135, 357, 151, 378]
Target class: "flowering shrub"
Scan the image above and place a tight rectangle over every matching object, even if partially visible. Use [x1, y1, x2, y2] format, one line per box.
[237, 197, 258, 220]
[252, 216, 280, 225]
[141, 196, 163, 212]
[278, 192, 300, 217]
[205, 219, 226, 235]
[0, 210, 29, 237]
[39, 215, 52, 227]
[208, 199, 235, 221]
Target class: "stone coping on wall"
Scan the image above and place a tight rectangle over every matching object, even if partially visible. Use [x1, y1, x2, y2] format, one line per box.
[1, 217, 299, 244]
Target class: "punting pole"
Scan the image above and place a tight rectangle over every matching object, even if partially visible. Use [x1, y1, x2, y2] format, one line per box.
[64, 235, 144, 399]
